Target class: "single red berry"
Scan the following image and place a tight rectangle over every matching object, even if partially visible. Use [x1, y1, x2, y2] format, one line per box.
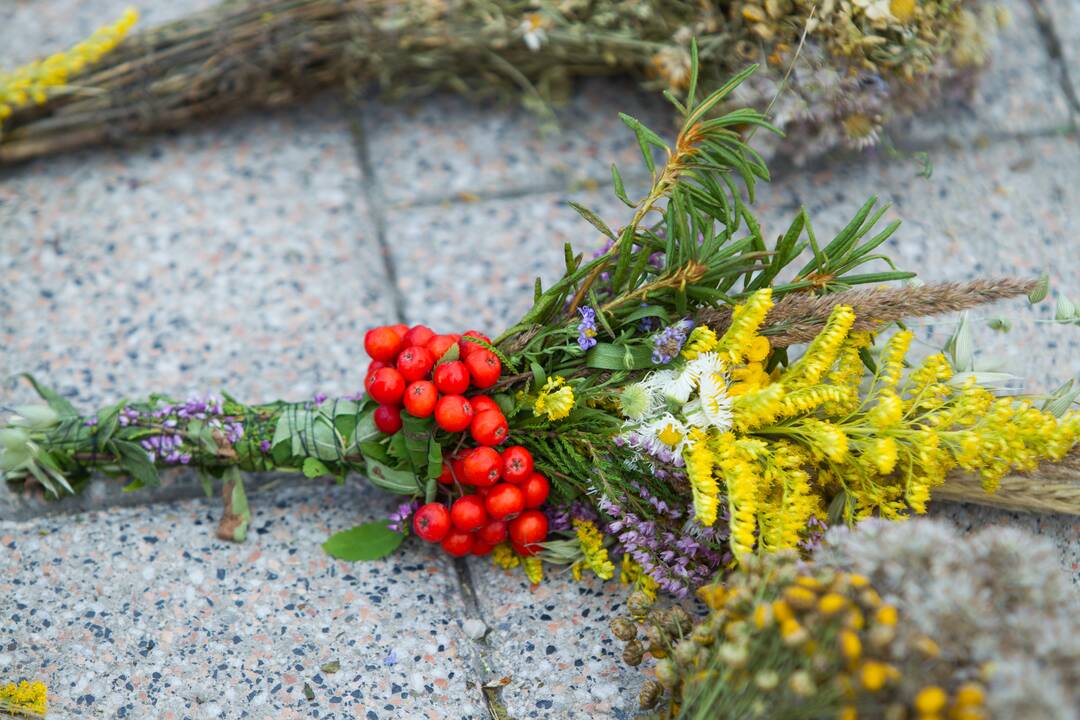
[501, 446, 534, 484]
[470, 540, 495, 556]
[389, 323, 409, 339]
[403, 380, 438, 417]
[413, 502, 451, 542]
[485, 483, 525, 520]
[508, 510, 548, 556]
[373, 404, 403, 434]
[434, 395, 473, 433]
[451, 457, 468, 485]
[470, 409, 509, 446]
[367, 367, 405, 405]
[465, 349, 501, 388]
[364, 360, 387, 391]
[433, 361, 470, 395]
[459, 330, 492, 358]
[440, 529, 474, 557]
[450, 495, 488, 532]
[364, 326, 403, 362]
[396, 346, 436, 382]
[403, 325, 436, 348]
[437, 461, 454, 485]
[478, 519, 508, 546]
[463, 447, 502, 487]
[520, 472, 550, 508]
[469, 395, 500, 415]
[426, 334, 458, 361]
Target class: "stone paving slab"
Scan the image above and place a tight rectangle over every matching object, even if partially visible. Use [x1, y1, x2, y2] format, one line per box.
[756, 133, 1080, 394]
[0, 98, 392, 410]
[1038, 0, 1080, 108]
[359, 78, 670, 207]
[382, 189, 622, 334]
[0, 482, 484, 719]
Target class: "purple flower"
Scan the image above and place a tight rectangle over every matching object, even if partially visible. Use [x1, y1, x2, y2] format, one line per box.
[387, 500, 419, 533]
[651, 319, 695, 365]
[577, 306, 599, 351]
[259, 439, 272, 453]
[84, 417, 98, 427]
[312, 392, 328, 406]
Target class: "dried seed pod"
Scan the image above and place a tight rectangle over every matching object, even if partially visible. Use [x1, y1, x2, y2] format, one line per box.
[664, 606, 693, 636]
[655, 658, 678, 688]
[610, 616, 637, 642]
[627, 591, 653, 617]
[639, 679, 664, 710]
[645, 622, 669, 649]
[673, 639, 698, 665]
[622, 639, 645, 667]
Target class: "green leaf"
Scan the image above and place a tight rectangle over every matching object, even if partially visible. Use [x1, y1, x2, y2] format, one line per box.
[400, 414, 433, 477]
[568, 202, 615, 240]
[436, 343, 460, 366]
[322, 520, 405, 561]
[303, 457, 331, 478]
[363, 455, 421, 495]
[585, 343, 656, 370]
[18, 374, 78, 418]
[611, 164, 633, 207]
[113, 439, 160, 488]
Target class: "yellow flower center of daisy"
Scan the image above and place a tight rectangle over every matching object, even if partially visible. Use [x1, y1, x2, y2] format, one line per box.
[657, 423, 683, 447]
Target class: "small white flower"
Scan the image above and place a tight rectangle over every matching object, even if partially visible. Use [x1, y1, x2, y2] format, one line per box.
[638, 413, 691, 458]
[665, 364, 699, 404]
[699, 372, 734, 431]
[682, 397, 711, 428]
[519, 13, 548, 52]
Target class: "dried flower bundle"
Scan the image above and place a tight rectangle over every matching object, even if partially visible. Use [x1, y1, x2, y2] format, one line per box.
[615, 519, 1080, 719]
[3, 64, 1077, 598]
[0, 0, 1000, 164]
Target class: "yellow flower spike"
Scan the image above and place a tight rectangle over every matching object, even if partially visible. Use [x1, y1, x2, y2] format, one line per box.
[682, 325, 718, 360]
[732, 383, 786, 431]
[717, 289, 774, 364]
[572, 519, 615, 580]
[868, 389, 904, 428]
[491, 543, 520, 570]
[745, 335, 771, 363]
[783, 304, 856, 389]
[0, 680, 47, 716]
[685, 429, 720, 526]
[914, 686, 948, 715]
[879, 330, 914, 388]
[870, 436, 898, 475]
[522, 556, 543, 584]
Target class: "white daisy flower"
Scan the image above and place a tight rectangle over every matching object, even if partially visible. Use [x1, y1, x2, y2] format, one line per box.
[698, 372, 734, 431]
[682, 397, 711, 428]
[519, 13, 548, 51]
[639, 413, 691, 458]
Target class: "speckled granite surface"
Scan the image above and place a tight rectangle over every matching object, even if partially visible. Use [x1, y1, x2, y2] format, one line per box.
[2, 3, 1080, 718]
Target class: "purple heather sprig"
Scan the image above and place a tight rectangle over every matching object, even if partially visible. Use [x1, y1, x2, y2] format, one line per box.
[387, 500, 419, 533]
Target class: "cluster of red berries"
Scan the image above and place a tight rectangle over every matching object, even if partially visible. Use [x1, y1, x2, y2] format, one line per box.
[364, 324, 505, 442]
[413, 444, 550, 557]
[364, 323, 550, 558]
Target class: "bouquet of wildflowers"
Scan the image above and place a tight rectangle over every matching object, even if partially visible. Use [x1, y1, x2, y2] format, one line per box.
[3, 61, 1078, 597]
[0, 0, 999, 164]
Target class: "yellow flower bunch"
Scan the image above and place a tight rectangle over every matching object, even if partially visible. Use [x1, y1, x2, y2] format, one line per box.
[619, 555, 658, 602]
[0, 8, 138, 123]
[0, 679, 47, 717]
[571, 519, 615, 580]
[491, 542, 520, 569]
[522, 556, 543, 584]
[677, 288, 1080, 557]
[533, 376, 574, 420]
[680, 325, 717, 360]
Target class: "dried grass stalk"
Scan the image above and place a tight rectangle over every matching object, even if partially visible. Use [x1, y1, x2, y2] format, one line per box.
[699, 278, 1037, 348]
[938, 449, 1080, 515]
[0, 0, 995, 163]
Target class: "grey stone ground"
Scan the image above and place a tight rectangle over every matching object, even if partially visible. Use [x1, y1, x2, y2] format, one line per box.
[2, 0, 1080, 717]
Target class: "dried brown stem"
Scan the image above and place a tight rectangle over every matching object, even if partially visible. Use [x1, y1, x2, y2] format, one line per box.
[698, 278, 1038, 347]
[938, 449, 1080, 516]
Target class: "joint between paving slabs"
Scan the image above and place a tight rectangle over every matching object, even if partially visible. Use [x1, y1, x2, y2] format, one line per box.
[1026, 0, 1080, 118]
[346, 109, 410, 325]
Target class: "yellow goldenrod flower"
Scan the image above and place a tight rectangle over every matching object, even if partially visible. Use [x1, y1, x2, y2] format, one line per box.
[685, 429, 720, 526]
[718, 289, 774, 364]
[877, 329, 913, 388]
[619, 555, 658, 601]
[868, 389, 903, 428]
[682, 325, 718, 360]
[491, 542, 520, 569]
[746, 335, 771, 362]
[914, 686, 948, 715]
[533, 376, 574, 420]
[0, 680, 47, 717]
[0, 9, 138, 126]
[573, 519, 615, 580]
[523, 556, 543, 584]
[732, 383, 786, 431]
[719, 435, 759, 557]
[784, 304, 856, 389]
[870, 436, 898, 475]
